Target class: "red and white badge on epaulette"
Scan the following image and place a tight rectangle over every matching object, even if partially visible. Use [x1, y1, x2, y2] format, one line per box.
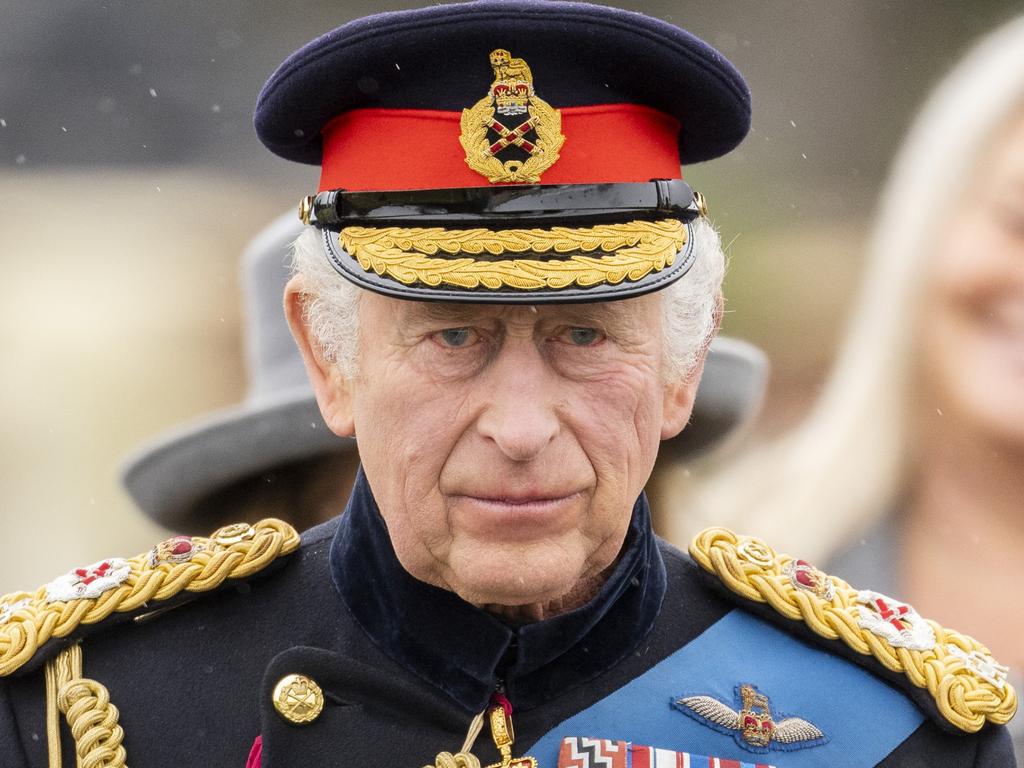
[44, 558, 132, 603]
[558, 737, 777, 768]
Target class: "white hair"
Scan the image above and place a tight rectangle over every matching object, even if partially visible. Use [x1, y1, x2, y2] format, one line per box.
[289, 215, 725, 382]
[660, 216, 726, 381]
[690, 16, 1024, 561]
[290, 228, 362, 378]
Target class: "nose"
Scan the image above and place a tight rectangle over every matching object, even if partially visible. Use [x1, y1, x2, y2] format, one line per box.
[475, 340, 560, 462]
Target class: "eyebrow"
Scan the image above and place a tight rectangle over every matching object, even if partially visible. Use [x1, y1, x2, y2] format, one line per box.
[400, 302, 486, 325]
[554, 301, 634, 324]
[400, 300, 638, 326]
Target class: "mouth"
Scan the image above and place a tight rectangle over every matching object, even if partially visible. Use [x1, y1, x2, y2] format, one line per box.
[460, 492, 582, 508]
[448, 491, 585, 534]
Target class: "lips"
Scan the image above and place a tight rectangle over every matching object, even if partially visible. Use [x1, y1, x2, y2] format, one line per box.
[462, 489, 581, 503]
[455, 491, 584, 511]
[447, 490, 585, 535]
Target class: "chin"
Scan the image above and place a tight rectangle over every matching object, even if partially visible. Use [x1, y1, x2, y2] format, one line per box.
[447, 542, 586, 608]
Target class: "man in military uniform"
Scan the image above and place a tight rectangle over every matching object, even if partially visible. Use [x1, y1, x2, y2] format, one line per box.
[0, 3, 1016, 767]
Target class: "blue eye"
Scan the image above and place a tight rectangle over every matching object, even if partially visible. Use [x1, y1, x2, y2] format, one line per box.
[567, 327, 602, 346]
[437, 328, 474, 348]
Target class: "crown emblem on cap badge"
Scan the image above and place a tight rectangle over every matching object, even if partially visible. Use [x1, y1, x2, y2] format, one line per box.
[460, 49, 565, 183]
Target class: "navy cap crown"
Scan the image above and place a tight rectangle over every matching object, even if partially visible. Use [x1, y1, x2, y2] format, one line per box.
[255, 0, 751, 167]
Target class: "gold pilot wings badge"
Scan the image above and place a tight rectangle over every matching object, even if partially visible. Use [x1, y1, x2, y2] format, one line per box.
[672, 683, 827, 754]
[460, 49, 565, 183]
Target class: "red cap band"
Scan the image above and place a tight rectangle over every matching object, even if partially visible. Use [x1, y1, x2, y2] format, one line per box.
[319, 103, 681, 192]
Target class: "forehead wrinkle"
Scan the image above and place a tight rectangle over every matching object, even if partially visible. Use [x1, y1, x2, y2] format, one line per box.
[477, 297, 645, 327]
[396, 297, 652, 332]
[399, 301, 486, 325]
[551, 299, 635, 324]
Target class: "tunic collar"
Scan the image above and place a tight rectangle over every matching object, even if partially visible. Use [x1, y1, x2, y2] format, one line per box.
[329, 468, 666, 712]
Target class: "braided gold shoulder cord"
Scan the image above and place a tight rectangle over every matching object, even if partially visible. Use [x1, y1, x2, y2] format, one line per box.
[689, 527, 1017, 733]
[45, 643, 127, 768]
[0, 519, 300, 767]
[1, 519, 299, 678]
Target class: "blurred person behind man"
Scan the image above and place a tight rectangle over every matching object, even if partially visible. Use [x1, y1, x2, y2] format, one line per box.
[120, 211, 360, 535]
[688, 16, 1024, 762]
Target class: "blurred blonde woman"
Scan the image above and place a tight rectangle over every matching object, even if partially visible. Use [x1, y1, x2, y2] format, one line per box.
[688, 17, 1024, 757]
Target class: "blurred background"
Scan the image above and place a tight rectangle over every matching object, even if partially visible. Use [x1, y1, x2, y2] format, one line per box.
[1, 0, 1020, 588]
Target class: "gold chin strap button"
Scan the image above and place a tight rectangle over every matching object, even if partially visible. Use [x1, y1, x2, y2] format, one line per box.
[273, 674, 324, 725]
[693, 190, 709, 218]
[298, 195, 314, 225]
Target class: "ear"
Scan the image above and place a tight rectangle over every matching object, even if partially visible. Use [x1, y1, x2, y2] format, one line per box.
[284, 275, 356, 437]
[661, 293, 723, 440]
[660, 361, 704, 440]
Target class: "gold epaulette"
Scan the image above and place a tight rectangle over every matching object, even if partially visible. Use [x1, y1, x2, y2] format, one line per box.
[0, 518, 300, 679]
[689, 527, 1017, 733]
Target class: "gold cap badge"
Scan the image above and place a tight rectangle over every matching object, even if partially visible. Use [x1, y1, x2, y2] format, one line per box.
[460, 50, 565, 183]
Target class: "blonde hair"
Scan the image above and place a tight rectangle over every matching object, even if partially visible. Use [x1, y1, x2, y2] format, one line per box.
[289, 216, 727, 384]
[689, 16, 1024, 560]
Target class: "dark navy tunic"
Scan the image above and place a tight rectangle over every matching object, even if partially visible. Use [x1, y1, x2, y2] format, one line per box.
[0, 472, 1014, 766]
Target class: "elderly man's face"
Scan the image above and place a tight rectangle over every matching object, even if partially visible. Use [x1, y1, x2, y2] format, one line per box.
[291, 289, 700, 610]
